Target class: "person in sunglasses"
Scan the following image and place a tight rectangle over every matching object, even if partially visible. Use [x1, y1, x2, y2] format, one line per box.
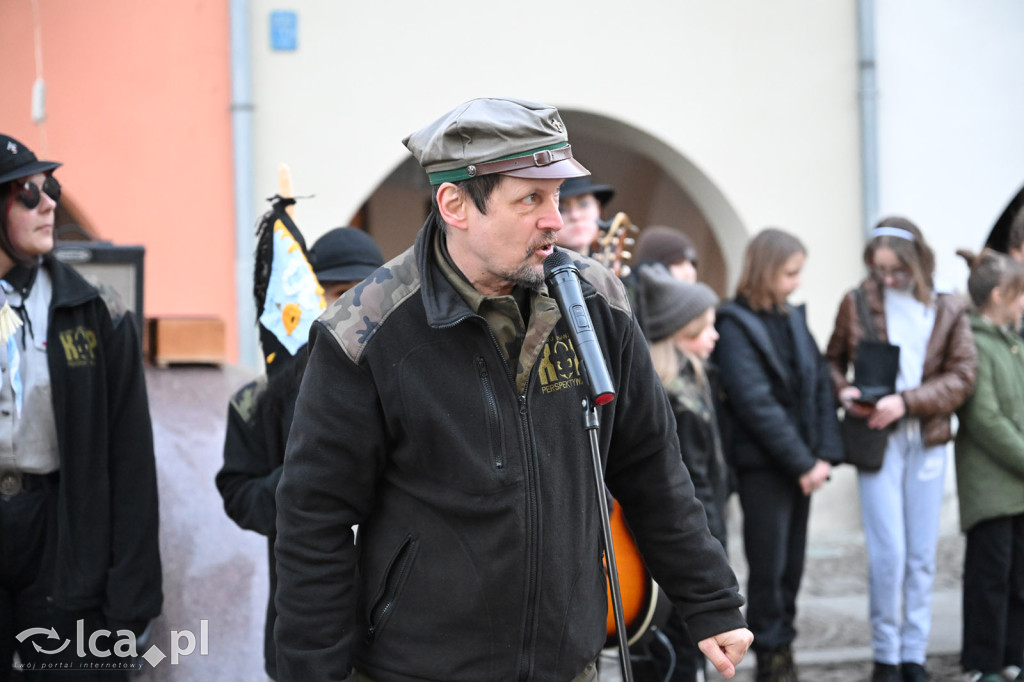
[0, 134, 162, 680]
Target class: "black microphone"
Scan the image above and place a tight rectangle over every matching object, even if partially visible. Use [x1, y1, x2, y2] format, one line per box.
[543, 250, 616, 406]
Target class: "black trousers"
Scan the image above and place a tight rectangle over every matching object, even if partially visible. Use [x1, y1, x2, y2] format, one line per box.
[736, 468, 810, 654]
[0, 482, 131, 681]
[961, 513, 1024, 674]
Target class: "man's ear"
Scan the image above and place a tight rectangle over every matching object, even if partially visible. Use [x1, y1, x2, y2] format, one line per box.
[437, 183, 469, 231]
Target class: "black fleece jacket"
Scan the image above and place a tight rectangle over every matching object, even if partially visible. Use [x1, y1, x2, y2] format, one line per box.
[36, 255, 162, 629]
[273, 221, 745, 682]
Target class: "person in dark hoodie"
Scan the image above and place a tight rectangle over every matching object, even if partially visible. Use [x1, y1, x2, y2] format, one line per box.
[713, 227, 842, 682]
[0, 134, 161, 680]
[216, 223, 384, 681]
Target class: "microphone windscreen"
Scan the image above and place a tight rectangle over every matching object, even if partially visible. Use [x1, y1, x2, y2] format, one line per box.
[543, 250, 573, 278]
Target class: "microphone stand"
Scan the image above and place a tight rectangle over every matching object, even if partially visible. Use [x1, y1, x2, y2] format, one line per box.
[543, 250, 631, 680]
[581, 397, 634, 682]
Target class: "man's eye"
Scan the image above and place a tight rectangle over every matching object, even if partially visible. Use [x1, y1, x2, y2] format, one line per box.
[523, 194, 537, 204]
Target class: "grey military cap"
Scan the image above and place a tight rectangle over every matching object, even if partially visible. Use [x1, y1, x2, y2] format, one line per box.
[403, 97, 590, 185]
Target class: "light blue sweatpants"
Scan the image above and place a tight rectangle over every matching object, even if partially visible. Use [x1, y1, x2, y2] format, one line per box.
[858, 421, 947, 665]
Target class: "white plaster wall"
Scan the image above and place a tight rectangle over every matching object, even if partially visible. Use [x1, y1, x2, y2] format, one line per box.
[247, 0, 864, 341]
[875, 0, 1024, 293]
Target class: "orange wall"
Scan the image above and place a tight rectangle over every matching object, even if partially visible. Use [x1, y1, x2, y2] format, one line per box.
[0, 0, 238, 362]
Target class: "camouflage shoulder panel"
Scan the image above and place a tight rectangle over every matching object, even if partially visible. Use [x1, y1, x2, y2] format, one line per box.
[229, 376, 269, 424]
[319, 246, 421, 363]
[93, 280, 130, 325]
[569, 253, 632, 315]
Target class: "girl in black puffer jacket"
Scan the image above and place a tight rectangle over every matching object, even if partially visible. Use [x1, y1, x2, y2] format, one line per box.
[713, 228, 843, 682]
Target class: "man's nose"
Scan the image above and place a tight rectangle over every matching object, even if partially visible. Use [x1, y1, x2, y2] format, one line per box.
[542, 196, 563, 230]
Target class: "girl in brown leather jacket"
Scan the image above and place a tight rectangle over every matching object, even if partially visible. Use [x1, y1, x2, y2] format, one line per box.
[825, 217, 977, 682]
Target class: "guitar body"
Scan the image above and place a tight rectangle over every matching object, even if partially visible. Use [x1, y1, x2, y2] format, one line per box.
[604, 500, 673, 648]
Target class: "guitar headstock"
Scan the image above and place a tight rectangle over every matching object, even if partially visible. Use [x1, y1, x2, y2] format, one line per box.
[592, 212, 640, 277]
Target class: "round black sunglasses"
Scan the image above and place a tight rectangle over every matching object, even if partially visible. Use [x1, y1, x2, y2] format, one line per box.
[12, 175, 61, 210]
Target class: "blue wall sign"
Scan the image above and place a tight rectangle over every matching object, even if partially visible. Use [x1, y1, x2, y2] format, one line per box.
[270, 11, 298, 52]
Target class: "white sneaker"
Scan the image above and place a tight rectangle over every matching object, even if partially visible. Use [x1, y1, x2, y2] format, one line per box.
[1003, 666, 1022, 681]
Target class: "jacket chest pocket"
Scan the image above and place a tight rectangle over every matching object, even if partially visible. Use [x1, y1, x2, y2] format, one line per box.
[397, 344, 518, 493]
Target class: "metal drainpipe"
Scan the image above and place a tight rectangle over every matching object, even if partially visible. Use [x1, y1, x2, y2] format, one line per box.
[230, 0, 258, 368]
[858, 0, 880, 239]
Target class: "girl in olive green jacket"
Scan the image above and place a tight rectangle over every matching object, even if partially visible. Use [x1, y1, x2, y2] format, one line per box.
[954, 248, 1024, 682]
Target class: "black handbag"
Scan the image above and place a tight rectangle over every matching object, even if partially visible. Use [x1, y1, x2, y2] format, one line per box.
[841, 288, 899, 472]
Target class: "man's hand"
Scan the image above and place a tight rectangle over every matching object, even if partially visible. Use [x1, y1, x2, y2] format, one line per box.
[698, 627, 754, 678]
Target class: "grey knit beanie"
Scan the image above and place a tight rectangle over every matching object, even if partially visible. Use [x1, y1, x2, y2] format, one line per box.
[639, 264, 719, 341]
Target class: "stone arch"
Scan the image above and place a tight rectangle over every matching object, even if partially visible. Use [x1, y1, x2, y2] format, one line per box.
[985, 183, 1024, 253]
[560, 109, 747, 296]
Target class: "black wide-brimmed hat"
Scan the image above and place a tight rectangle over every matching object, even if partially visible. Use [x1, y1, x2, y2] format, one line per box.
[0, 134, 61, 185]
[558, 175, 615, 207]
[310, 227, 384, 283]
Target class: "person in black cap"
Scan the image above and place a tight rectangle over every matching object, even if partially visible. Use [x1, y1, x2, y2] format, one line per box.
[272, 97, 751, 682]
[0, 133, 162, 679]
[217, 222, 384, 681]
[557, 175, 615, 255]
[309, 226, 386, 302]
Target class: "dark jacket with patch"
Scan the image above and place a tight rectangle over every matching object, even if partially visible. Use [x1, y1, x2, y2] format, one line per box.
[216, 347, 307, 679]
[713, 299, 843, 477]
[273, 220, 745, 682]
[41, 255, 162, 629]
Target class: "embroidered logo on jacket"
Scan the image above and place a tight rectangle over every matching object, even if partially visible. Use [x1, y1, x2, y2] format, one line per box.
[538, 333, 583, 394]
[58, 326, 98, 367]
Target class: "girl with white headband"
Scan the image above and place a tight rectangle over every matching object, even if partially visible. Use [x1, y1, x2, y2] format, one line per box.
[825, 216, 977, 682]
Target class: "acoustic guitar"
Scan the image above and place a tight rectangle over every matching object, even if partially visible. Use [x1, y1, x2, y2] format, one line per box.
[604, 499, 673, 648]
[592, 211, 639, 277]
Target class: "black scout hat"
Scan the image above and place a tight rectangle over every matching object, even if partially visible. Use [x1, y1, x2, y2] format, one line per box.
[0, 134, 61, 185]
[310, 227, 384, 283]
[403, 97, 590, 184]
[558, 176, 615, 207]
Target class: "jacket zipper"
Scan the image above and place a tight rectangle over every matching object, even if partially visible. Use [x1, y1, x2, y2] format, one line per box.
[367, 536, 416, 641]
[476, 355, 504, 469]
[439, 314, 541, 679]
[516, 388, 541, 681]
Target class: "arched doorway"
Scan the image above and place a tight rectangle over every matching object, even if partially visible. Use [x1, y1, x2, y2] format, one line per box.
[985, 184, 1024, 253]
[356, 110, 747, 297]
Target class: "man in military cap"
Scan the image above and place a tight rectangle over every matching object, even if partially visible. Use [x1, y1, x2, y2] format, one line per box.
[556, 175, 616, 256]
[273, 97, 752, 682]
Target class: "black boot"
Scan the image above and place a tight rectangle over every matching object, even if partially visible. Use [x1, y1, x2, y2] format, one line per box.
[755, 646, 798, 682]
[900, 662, 929, 681]
[871, 662, 900, 682]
